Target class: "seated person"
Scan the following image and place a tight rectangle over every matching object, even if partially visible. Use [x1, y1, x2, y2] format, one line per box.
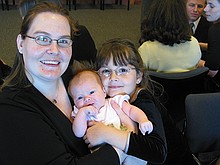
[186, 0, 212, 59]
[0, 59, 11, 86]
[68, 70, 154, 165]
[139, 0, 201, 73]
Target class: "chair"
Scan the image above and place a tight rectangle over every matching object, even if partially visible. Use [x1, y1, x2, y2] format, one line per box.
[101, 0, 130, 10]
[184, 93, 220, 165]
[148, 67, 209, 123]
[1, 0, 9, 10]
[1, 0, 15, 10]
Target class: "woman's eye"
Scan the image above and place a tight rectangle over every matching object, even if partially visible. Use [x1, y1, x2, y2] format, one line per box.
[38, 36, 50, 42]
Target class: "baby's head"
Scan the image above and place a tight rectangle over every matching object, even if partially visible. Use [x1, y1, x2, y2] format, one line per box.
[68, 70, 106, 109]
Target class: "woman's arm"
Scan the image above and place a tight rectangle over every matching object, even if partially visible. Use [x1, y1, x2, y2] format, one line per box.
[0, 89, 121, 165]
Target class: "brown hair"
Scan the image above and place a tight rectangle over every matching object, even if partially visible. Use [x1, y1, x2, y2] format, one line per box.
[140, 0, 191, 46]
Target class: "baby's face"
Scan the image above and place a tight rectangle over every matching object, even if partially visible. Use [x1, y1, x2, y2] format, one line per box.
[70, 72, 106, 110]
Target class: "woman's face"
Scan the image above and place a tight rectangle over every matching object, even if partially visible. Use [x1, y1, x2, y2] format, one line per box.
[99, 57, 142, 97]
[17, 12, 72, 83]
[204, 0, 220, 22]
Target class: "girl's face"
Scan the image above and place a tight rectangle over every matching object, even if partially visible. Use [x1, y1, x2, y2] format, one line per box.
[204, 0, 220, 22]
[98, 57, 142, 97]
[17, 12, 72, 83]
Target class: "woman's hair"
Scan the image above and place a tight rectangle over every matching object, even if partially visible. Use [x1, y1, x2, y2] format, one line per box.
[18, 0, 62, 18]
[1, 2, 74, 90]
[96, 38, 153, 93]
[139, 0, 191, 46]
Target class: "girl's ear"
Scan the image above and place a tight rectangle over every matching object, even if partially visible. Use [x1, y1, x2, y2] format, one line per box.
[17, 34, 24, 54]
[136, 72, 143, 84]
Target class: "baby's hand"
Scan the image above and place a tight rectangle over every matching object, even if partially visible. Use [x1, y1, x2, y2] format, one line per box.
[81, 106, 99, 116]
[139, 121, 153, 135]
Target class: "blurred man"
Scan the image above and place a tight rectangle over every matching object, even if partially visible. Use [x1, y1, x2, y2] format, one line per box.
[186, 0, 212, 59]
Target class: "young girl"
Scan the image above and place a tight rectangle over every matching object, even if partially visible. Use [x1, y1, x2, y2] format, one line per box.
[84, 38, 196, 165]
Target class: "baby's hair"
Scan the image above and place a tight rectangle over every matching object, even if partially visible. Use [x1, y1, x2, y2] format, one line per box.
[71, 60, 96, 77]
[68, 69, 103, 96]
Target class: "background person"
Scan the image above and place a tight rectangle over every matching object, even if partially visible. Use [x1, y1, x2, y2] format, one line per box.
[186, 0, 212, 59]
[0, 59, 11, 86]
[139, 0, 201, 73]
[199, 0, 220, 91]
[0, 3, 125, 164]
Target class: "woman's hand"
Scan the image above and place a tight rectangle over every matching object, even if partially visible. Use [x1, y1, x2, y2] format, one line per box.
[110, 100, 137, 133]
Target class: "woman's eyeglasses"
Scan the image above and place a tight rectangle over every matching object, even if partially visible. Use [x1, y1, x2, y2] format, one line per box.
[22, 34, 73, 48]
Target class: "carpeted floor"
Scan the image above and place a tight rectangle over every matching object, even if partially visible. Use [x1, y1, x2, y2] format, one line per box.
[0, 3, 141, 66]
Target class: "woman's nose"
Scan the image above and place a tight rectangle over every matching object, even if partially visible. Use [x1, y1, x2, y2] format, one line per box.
[47, 42, 59, 55]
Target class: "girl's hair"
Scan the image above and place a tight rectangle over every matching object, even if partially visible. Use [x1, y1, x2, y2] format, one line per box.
[96, 38, 153, 93]
[139, 0, 191, 46]
[1, 2, 75, 90]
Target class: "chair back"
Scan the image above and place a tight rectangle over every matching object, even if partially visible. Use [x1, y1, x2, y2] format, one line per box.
[185, 93, 220, 164]
[148, 67, 209, 122]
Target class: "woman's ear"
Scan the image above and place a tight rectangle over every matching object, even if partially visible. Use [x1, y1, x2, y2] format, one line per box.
[136, 72, 143, 84]
[17, 34, 24, 54]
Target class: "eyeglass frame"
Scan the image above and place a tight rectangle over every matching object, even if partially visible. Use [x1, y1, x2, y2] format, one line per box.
[22, 34, 73, 48]
[97, 66, 136, 78]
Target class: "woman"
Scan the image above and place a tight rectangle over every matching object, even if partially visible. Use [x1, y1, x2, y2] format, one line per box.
[139, 0, 201, 73]
[199, 0, 220, 91]
[84, 38, 195, 164]
[0, 2, 124, 164]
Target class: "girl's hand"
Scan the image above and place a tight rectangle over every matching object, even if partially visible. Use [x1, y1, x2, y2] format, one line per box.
[110, 100, 137, 133]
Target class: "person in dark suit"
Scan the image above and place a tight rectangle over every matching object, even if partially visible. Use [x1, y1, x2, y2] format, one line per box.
[0, 59, 11, 85]
[186, 0, 212, 59]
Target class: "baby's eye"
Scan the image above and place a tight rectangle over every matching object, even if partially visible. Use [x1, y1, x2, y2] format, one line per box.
[90, 90, 95, 95]
[77, 96, 83, 100]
